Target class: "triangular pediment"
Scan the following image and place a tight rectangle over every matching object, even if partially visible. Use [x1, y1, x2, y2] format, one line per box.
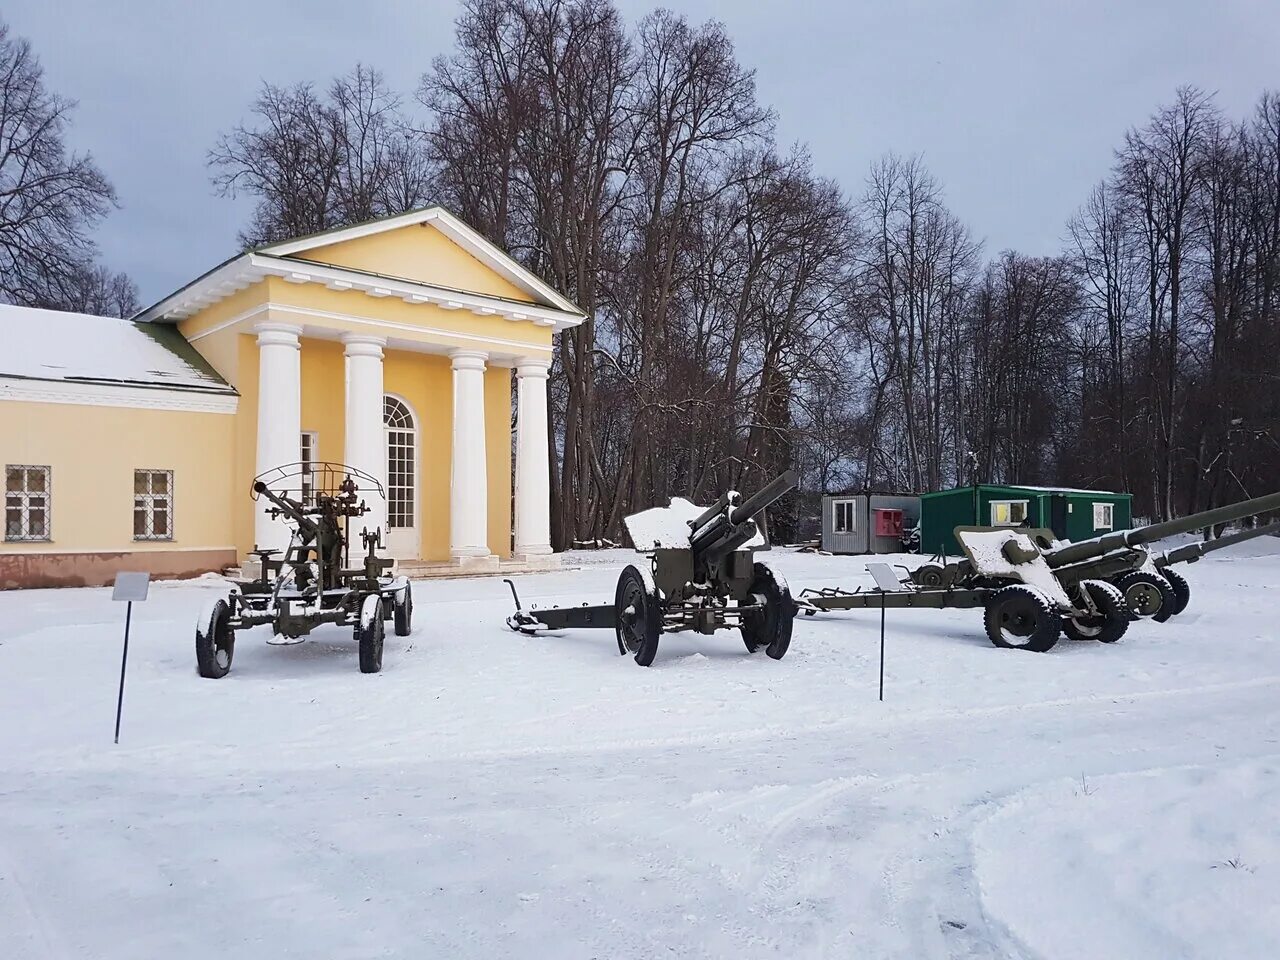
[258, 207, 582, 314]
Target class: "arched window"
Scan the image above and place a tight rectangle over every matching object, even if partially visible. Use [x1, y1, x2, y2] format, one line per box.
[384, 396, 416, 529]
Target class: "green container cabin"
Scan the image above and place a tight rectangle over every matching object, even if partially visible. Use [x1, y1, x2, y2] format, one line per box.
[918, 484, 1133, 557]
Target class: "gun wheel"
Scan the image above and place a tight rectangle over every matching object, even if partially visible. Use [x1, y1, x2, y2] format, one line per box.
[912, 564, 946, 588]
[1063, 580, 1129, 643]
[356, 594, 385, 674]
[195, 598, 235, 678]
[615, 564, 661, 667]
[984, 584, 1059, 652]
[740, 562, 795, 660]
[393, 582, 413, 637]
[1159, 568, 1191, 618]
[1113, 571, 1175, 620]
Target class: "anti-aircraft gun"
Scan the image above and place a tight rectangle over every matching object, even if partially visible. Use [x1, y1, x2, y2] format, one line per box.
[504, 471, 799, 666]
[910, 489, 1280, 623]
[193, 462, 413, 679]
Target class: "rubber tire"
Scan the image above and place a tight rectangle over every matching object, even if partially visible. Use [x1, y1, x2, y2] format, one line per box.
[984, 584, 1059, 652]
[913, 564, 946, 588]
[740, 562, 795, 660]
[196, 598, 235, 679]
[393, 582, 413, 637]
[1114, 571, 1175, 621]
[356, 595, 385, 674]
[1157, 568, 1190, 620]
[614, 564, 661, 667]
[1062, 580, 1130, 643]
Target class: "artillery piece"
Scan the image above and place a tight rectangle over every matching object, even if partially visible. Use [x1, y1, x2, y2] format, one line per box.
[799, 489, 1280, 652]
[505, 471, 799, 666]
[800, 525, 1132, 652]
[194, 462, 413, 678]
[909, 490, 1280, 623]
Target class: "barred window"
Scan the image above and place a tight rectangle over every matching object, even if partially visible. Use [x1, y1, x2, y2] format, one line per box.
[300, 431, 318, 502]
[5, 465, 51, 541]
[134, 470, 174, 541]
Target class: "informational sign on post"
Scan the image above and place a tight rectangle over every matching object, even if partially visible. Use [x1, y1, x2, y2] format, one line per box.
[866, 563, 905, 703]
[111, 572, 151, 744]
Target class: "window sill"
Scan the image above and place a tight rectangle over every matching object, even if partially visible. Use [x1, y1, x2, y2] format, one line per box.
[4, 538, 52, 544]
[133, 538, 175, 543]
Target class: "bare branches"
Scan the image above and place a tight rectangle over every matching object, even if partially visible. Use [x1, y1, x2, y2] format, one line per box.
[0, 21, 125, 312]
[209, 65, 427, 247]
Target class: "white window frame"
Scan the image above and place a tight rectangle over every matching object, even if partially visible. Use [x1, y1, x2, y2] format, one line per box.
[990, 499, 1029, 526]
[5, 464, 52, 542]
[300, 431, 319, 502]
[384, 395, 417, 530]
[1092, 502, 1114, 530]
[832, 499, 856, 534]
[133, 469, 175, 541]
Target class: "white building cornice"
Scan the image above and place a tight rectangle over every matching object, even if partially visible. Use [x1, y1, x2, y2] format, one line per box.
[133, 248, 587, 333]
[0, 377, 239, 415]
[184, 302, 555, 359]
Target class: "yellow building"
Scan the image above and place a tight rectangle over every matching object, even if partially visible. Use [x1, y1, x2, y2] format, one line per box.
[0, 207, 586, 588]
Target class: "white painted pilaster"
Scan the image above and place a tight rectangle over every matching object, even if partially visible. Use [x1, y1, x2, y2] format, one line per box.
[254, 322, 302, 553]
[343, 334, 387, 542]
[449, 350, 493, 562]
[514, 359, 553, 558]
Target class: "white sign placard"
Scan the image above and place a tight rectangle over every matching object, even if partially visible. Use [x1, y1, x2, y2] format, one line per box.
[866, 563, 905, 593]
[111, 572, 151, 603]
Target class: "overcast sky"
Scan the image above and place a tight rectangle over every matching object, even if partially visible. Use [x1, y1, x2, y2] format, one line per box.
[7, 0, 1279, 305]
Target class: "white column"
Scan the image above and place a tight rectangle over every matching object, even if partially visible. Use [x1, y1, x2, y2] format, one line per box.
[254, 322, 302, 553]
[450, 350, 492, 561]
[343, 334, 387, 542]
[514, 359, 553, 558]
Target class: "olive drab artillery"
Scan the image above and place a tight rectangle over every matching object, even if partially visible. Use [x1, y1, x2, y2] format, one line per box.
[504, 471, 800, 666]
[907, 489, 1280, 623]
[194, 462, 413, 678]
[799, 489, 1280, 653]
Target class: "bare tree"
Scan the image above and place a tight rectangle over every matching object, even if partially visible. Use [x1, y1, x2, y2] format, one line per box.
[0, 21, 123, 310]
[46, 262, 138, 318]
[210, 65, 428, 247]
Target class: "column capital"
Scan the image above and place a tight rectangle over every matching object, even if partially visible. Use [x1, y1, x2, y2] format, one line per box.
[515, 357, 552, 379]
[254, 322, 303, 348]
[450, 349, 489, 372]
[342, 333, 386, 359]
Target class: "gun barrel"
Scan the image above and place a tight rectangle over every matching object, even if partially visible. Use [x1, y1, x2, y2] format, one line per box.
[253, 481, 311, 527]
[1046, 489, 1280, 568]
[1127, 490, 1280, 546]
[689, 492, 734, 537]
[730, 470, 799, 525]
[1155, 520, 1280, 567]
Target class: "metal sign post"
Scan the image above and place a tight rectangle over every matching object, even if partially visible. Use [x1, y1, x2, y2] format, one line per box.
[111, 572, 151, 744]
[866, 563, 905, 703]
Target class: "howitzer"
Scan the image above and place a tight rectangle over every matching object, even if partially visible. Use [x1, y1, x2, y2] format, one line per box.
[193, 462, 413, 679]
[505, 471, 800, 666]
[909, 488, 1280, 624]
[801, 525, 1133, 652]
[802, 489, 1280, 654]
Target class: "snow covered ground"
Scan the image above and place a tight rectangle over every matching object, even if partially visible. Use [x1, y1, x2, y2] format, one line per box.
[1, 539, 1278, 959]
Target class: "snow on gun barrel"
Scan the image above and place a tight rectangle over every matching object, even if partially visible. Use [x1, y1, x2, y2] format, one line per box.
[504, 471, 799, 667]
